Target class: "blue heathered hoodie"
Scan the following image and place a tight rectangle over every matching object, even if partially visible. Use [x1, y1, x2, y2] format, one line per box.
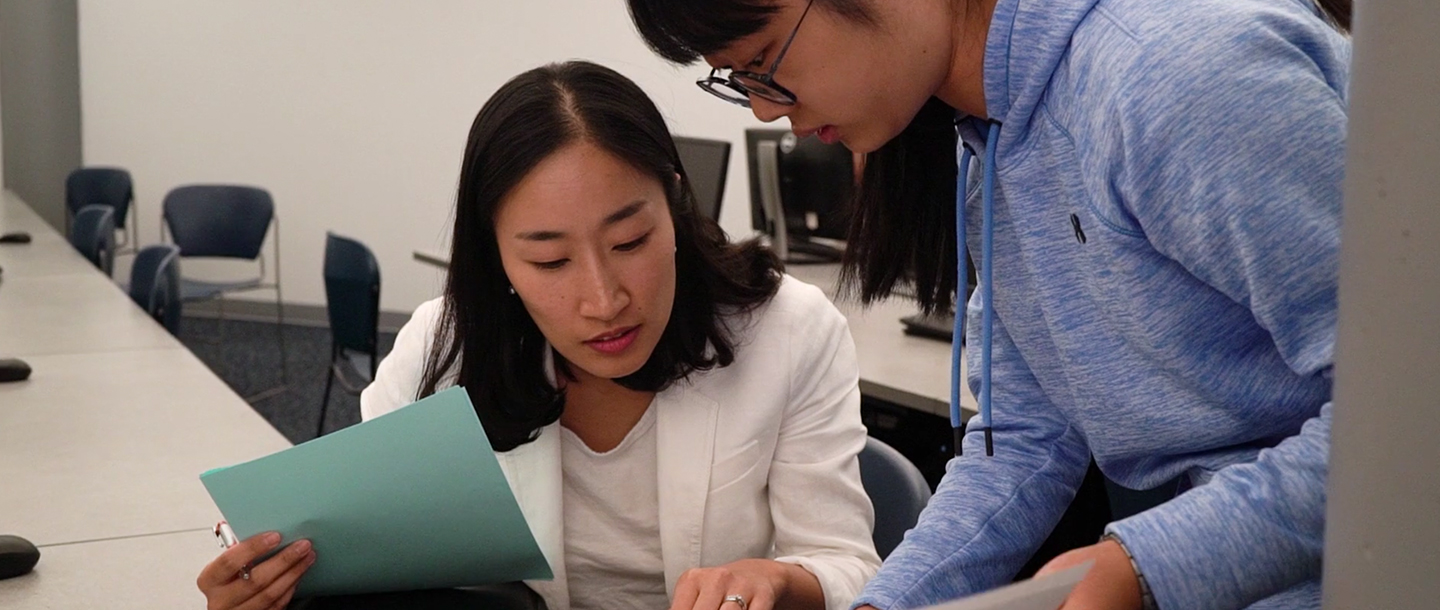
[854, 0, 1350, 608]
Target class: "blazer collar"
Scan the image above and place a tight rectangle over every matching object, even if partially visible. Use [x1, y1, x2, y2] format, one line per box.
[655, 381, 719, 595]
[499, 379, 721, 609]
[498, 427, 568, 610]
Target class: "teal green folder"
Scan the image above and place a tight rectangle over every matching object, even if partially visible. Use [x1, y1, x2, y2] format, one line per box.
[200, 386, 553, 597]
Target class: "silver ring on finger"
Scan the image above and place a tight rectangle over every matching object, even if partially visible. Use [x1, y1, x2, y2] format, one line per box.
[723, 594, 748, 610]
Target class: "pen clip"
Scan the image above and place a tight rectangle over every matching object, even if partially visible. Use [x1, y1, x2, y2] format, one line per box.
[214, 521, 239, 549]
[213, 521, 252, 581]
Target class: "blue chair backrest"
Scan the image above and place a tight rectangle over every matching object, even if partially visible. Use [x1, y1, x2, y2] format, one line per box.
[66, 167, 134, 229]
[70, 205, 117, 275]
[858, 436, 934, 559]
[162, 185, 274, 259]
[129, 244, 183, 334]
[323, 233, 380, 354]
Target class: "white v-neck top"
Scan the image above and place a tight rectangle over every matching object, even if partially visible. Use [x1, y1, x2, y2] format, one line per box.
[560, 405, 668, 610]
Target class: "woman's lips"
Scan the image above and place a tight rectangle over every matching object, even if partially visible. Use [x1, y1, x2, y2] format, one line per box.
[584, 325, 640, 355]
[817, 125, 840, 145]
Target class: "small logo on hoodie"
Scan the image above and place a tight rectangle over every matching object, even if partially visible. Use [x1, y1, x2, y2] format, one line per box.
[1069, 213, 1087, 244]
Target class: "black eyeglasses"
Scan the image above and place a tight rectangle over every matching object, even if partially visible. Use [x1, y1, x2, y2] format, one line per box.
[697, 0, 814, 108]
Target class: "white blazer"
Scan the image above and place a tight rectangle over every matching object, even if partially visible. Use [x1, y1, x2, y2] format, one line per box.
[361, 275, 880, 610]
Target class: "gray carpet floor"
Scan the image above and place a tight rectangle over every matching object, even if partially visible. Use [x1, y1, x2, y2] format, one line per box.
[176, 316, 397, 444]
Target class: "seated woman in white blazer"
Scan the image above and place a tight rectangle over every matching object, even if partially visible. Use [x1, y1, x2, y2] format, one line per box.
[196, 60, 879, 610]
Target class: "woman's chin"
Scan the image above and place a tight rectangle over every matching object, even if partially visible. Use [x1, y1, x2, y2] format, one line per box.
[566, 351, 651, 382]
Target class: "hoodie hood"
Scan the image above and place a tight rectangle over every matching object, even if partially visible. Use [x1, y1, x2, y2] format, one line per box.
[983, 0, 1102, 135]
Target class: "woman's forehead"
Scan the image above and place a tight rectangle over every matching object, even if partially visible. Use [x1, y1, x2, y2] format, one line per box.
[496, 144, 665, 234]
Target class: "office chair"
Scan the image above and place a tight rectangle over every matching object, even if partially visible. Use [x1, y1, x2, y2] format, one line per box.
[319, 233, 381, 438]
[66, 167, 137, 254]
[69, 205, 117, 276]
[128, 244, 183, 335]
[162, 185, 287, 401]
[858, 436, 933, 559]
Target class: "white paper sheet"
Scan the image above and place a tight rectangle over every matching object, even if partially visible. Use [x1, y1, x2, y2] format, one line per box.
[915, 561, 1092, 610]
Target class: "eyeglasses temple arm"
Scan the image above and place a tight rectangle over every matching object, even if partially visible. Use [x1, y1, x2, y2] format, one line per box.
[767, 0, 814, 73]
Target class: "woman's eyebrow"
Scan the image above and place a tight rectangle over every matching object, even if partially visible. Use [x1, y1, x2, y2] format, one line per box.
[513, 200, 647, 241]
[602, 200, 647, 226]
[514, 229, 565, 242]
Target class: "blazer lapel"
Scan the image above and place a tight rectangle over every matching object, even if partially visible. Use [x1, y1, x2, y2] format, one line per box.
[655, 383, 719, 596]
[497, 424, 569, 610]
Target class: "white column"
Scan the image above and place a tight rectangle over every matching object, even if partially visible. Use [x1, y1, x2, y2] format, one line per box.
[1323, 0, 1440, 607]
[0, 19, 6, 191]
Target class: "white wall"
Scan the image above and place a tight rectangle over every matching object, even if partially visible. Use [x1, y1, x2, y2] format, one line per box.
[78, 0, 772, 313]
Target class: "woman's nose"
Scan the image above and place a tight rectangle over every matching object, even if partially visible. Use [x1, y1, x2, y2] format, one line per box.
[577, 263, 629, 321]
[750, 96, 792, 123]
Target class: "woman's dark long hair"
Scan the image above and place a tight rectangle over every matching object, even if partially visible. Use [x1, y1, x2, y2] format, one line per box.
[1316, 0, 1351, 31]
[626, 0, 1350, 314]
[842, 97, 962, 314]
[420, 61, 781, 451]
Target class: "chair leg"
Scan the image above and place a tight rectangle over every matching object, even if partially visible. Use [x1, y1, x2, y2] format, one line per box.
[319, 366, 335, 439]
[217, 294, 228, 342]
[242, 287, 290, 403]
[276, 295, 289, 385]
[318, 343, 339, 438]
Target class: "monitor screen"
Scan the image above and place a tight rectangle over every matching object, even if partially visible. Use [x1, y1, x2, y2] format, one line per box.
[673, 136, 731, 222]
[744, 129, 853, 241]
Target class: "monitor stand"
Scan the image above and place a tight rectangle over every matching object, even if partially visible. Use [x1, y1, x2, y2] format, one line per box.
[782, 239, 844, 265]
[755, 141, 847, 265]
[900, 309, 957, 343]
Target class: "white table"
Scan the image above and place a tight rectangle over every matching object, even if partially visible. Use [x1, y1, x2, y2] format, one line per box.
[0, 237, 99, 280]
[0, 348, 290, 545]
[0, 192, 65, 237]
[413, 248, 974, 419]
[0, 272, 180, 357]
[0, 192, 291, 607]
[0, 529, 218, 609]
[785, 264, 973, 419]
[0, 195, 98, 280]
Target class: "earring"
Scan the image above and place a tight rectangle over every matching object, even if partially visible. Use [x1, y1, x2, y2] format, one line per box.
[507, 285, 516, 295]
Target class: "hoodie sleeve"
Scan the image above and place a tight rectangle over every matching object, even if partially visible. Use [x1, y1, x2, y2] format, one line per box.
[853, 297, 1092, 609]
[1106, 11, 1347, 609]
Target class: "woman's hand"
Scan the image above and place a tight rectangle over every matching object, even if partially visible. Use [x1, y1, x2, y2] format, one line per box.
[1037, 539, 1142, 610]
[197, 532, 316, 610]
[670, 558, 824, 610]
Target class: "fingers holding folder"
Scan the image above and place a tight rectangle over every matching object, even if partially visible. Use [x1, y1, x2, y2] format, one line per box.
[198, 531, 317, 610]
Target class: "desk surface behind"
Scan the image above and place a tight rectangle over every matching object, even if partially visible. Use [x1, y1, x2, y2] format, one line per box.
[0, 192, 291, 608]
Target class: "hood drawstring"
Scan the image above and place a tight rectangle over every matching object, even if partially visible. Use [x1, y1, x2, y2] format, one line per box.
[952, 120, 1000, 457]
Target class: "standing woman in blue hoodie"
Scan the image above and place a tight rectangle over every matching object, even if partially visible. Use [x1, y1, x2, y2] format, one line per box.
[625, 0, 1351, 609]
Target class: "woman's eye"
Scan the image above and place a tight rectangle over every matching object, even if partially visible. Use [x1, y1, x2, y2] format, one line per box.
[534, 259, 568, 270]
[615, 233, 651, 252]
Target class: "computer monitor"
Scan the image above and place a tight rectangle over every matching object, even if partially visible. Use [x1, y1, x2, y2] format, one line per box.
[673, 136, 731, 222]
[745, 129, 854, 263]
